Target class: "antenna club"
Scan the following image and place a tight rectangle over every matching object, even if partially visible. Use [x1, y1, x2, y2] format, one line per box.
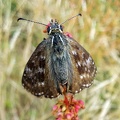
[17, 18, 23, 22]
[78, 13, 82, 16]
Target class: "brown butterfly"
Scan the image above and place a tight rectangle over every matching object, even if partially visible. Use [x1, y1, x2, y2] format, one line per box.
[18, 14, 97, 98]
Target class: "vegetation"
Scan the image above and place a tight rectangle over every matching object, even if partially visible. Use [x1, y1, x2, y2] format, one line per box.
[1, 0, 120, 120]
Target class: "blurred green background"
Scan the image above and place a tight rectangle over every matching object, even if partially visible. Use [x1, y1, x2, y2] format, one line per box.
[0, 0, 120, 120]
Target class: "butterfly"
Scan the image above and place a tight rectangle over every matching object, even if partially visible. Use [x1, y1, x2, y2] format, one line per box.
[18, 14, 97, 98]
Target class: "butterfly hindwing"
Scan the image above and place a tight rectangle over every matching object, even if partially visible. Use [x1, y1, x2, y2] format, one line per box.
[67, 36, 97, 93]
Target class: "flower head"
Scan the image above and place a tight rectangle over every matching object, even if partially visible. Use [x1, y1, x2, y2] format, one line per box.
[52, 93, 85, 120]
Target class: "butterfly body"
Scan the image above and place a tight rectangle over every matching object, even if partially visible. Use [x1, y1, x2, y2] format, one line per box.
[22, 19, 97, 98]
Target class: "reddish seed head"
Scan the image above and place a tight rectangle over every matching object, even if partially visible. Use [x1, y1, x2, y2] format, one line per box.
[52, 93, 85, 120]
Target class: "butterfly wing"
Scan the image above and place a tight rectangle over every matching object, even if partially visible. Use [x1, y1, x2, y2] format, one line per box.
[22, 39, 59, 98]
[66, 36, 97, 94]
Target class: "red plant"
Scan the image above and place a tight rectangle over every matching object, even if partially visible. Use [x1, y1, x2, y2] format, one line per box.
[52, 93, 85, 120]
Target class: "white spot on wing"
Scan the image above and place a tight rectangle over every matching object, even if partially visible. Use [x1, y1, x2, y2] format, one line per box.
[76, 64, 78, 68]
[80, 75, 83, 79]
[78, 61, 81, 66]
[86, 57, 91, 64]
[26, 67, 31, 72]
[51, 96, 54, 98]
[38, 93, 41, 95]
[38, 82, 45, 86]
[38, 92, 44, 95]
[23, 74, 26, 76]
[82, 84, 86, 87]
[80, 74, 89, 79]
[82, 83, 92, 87]
[72, 50, 77, 55]
[41, 82, 44, 86]
[75, 90, 78, 93]
[40, 55, 45, 60]
[38, 67, 44, 73]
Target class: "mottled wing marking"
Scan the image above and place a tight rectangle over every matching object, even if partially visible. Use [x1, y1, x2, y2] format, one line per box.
[22, 39, 59, 98]
[67, 36, 97, 93]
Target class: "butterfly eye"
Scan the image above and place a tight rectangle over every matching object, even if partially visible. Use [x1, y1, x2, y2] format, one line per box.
[47, 26, 51, 33]
[59, 25, 63, 31]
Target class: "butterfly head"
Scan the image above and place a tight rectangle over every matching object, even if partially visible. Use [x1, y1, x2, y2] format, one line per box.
[44, 19, 63, 35]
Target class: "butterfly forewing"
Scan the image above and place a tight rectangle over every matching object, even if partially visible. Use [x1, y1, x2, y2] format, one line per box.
[67, 37, 97, 93]
[22, 39, 59, 98]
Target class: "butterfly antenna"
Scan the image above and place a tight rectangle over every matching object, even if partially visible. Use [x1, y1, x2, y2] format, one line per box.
[17, 18, 47, 26]
[60, 13, 82, 25]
